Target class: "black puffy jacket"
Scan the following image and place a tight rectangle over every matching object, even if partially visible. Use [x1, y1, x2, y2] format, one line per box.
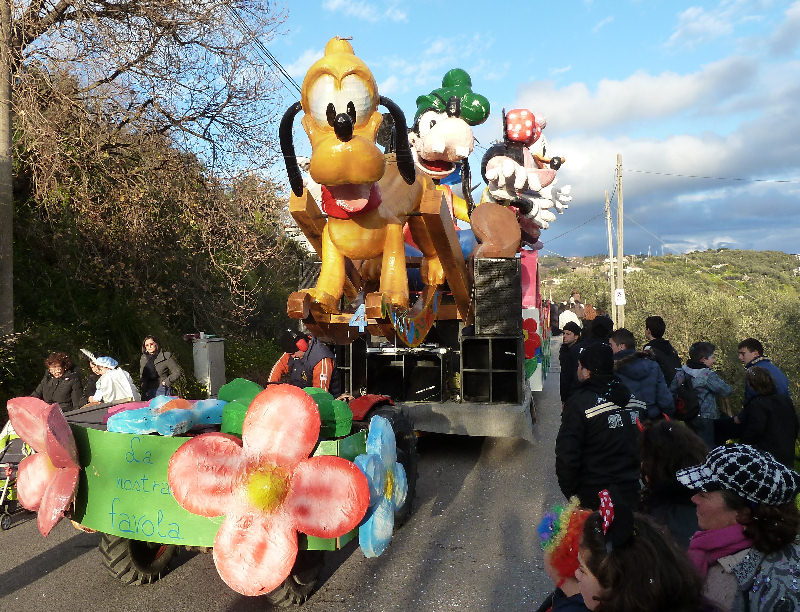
[556, 376, 646, 505]
[32, 368, 84, 412]
[737, 393, 799, 468]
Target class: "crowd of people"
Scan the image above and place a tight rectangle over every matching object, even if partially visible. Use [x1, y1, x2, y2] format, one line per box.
[31, 335, 183, 411]
[542, 304, 800, 612]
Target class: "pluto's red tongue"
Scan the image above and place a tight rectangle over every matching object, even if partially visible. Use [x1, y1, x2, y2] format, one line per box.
[321, 183, 381, 219]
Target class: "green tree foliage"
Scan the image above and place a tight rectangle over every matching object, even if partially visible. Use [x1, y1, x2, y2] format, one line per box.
[545, 250, 800, 404]
[1, 67, 300, 415]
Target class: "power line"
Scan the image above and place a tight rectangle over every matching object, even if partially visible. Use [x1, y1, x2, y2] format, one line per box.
[625, 215, 681, 254]
[627, 169, 800, 184]
[223, 6, 302, 97]
[545, 211, 605, 243]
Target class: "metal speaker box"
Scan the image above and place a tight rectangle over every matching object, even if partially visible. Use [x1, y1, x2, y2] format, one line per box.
[473, 258, 522, 336]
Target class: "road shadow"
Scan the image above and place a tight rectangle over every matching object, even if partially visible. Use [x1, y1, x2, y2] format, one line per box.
[0, 530, 100, 597]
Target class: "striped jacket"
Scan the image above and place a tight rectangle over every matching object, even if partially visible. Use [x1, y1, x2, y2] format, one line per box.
[556, 378, 647, 501]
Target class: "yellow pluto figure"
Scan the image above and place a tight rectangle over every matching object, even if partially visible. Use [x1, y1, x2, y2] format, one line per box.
[281, 37, 443, 317]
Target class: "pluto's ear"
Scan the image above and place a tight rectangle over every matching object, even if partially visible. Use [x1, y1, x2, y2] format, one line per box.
[380, 96, 416, 185]
[280, 101, 304, 196]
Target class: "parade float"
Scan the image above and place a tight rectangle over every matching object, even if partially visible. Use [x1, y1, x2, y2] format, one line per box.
[281, 37, 571, 440]
[5, 383, 414, 606]
[4, 35, 572, 606]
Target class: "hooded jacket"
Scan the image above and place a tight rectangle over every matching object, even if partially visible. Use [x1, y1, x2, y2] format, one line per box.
[613, 348, 674, 418]
[643, 337, 681, 384]
[555, 376, 647, 504]
[670, 361, 732, 420]
[33, 368, 84, 412]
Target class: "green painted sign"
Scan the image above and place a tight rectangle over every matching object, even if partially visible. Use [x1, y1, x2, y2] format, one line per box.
[71, 425, 222, 546]
[69, 425, 368, 550]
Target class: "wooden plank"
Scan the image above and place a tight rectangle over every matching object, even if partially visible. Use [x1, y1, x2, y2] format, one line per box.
[419, 189, 474, 324]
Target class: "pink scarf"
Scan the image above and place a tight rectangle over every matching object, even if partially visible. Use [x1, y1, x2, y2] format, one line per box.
[687, 524, 752, 578]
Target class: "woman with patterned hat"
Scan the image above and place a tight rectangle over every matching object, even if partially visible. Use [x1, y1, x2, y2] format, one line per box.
[677, 443, 800, 612]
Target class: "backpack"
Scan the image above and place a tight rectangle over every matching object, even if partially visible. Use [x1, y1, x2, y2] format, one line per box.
[673, 372, 701, 422]
[648, 343, 682, 385]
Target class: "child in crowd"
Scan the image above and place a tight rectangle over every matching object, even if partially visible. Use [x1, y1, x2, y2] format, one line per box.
[639, 420, 708, 548]
[576, 490, 708, 612]
[670, 341, 732, 448]
[535, 498, 593, 611]
[88, 356, 141, 403]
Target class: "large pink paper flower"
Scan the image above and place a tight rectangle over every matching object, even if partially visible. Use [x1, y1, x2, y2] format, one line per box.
[168, 384, 369, 596]
[7, 397, 81, 536]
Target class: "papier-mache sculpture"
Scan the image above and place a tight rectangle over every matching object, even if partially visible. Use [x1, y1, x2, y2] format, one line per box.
[474, 108, 572, 256]
[6, 397, 80, 536]
[280, 38, 476, 346]
[167, 384, 370, 595]
[281, 36, 418, 315]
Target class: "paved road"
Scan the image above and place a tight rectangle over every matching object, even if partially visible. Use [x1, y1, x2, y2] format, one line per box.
[0, 340, 566, 612]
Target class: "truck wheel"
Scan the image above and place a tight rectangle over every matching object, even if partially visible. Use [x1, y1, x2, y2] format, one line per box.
[264, 550, 324, 607]
[99, 534, 177, 585]
[1, 513, 11, 530]
[367, 406, 418, 526]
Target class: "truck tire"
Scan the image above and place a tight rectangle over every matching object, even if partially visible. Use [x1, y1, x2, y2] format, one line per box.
[264, 550, 324, 607]
[99, 534, 177, 585]
[366, 405, 418, 526]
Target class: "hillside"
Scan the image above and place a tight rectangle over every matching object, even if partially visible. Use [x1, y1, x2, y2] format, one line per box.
[540, 249, 800, 404]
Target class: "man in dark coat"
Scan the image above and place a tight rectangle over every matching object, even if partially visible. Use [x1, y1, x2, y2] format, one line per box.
[555, 343, 647, 510]
[738, 338, 790, 401]
[642, 315, 681, 385]
[269, 329, 340, 395]
[559, 321, 581, 404]
[562, 315, 614, 399]
[610, 328, 674, 419]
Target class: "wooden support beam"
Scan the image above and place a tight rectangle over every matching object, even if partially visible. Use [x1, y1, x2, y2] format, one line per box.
[419, 189, 473, 324]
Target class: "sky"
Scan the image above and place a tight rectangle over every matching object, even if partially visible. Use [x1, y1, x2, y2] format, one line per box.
[268, 0, 800, 257]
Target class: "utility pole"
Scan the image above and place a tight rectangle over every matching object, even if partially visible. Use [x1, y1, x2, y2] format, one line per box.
[605, 190, 617, 328]
[616, 154, 625, 328]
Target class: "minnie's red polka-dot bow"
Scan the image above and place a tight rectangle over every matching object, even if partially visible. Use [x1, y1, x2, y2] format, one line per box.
[598, 489, 615, 535]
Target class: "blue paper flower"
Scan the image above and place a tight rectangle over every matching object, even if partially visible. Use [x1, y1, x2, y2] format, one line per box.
[107, 398, 226, 435]
[354, 415, 408, 557]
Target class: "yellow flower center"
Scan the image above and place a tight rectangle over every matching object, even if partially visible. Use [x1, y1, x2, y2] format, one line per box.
[246, 465, 289, 512]
[383, 468, 395, 499]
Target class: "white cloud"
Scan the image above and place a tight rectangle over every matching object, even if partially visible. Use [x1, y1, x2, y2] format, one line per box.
[593, 16, 613, 32]
[322, 0, 408, 23]
[769, 1, 800, 56]
[550, 65, 572, 76]
[285, 47, 323, 79]
[516, 56, 757, 134]
[666, 0, 770, 49]
[379, 74, 400, 95]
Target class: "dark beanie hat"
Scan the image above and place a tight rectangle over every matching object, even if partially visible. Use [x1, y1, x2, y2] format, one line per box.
[279, 328, 309, 354]
[591, 315, 614, 340]
[563, 321, 582, 336]
[578, 343, 614, 376]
